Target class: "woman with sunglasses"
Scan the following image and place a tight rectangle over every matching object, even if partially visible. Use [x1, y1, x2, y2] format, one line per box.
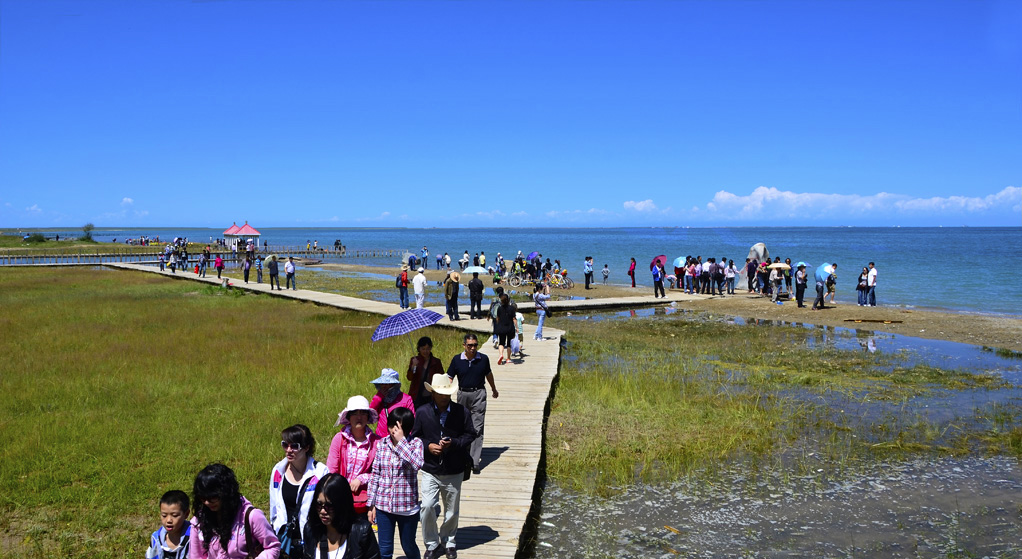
[191, 463, 280, 559]
[327, 396, 381, 520]
[301, 473, 380, 559]
[269, 425, 329, 558]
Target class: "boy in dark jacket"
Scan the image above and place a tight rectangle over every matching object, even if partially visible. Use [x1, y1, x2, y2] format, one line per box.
[411, 374, 477, 559]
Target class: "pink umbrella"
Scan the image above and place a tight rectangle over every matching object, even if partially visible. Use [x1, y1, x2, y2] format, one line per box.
[650, 255, 667, 271]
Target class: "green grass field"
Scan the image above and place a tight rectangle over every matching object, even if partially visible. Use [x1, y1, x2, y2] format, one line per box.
[0, 267, 464, 558]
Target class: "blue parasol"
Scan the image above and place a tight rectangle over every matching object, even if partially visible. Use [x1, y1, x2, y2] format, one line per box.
[527, 251, 539, 261]
[672, 256, 686, 268]
[371, 308, 444, 342]
[462, 266, 488, 276]
[814, 263, 834, 283]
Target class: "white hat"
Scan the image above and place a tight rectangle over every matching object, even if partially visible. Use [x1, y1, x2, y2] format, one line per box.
[424, 374, 459, 396]
[335, 395, 379, 427]
[417, 267, 424, 273]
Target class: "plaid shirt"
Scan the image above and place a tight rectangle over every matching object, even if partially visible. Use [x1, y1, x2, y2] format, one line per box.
[366, 437, 424, 515]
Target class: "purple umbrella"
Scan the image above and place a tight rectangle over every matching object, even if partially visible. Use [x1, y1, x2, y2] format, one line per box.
[527, 251, 539, 261]
[371, 308, 444, 342]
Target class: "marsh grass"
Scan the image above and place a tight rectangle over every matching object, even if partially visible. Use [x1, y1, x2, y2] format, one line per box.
[546, 314, 1020, 494]
[0, 267, 464, 558]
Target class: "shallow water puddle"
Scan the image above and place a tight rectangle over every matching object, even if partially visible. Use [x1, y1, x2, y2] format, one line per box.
[533, 457, 1022, 558]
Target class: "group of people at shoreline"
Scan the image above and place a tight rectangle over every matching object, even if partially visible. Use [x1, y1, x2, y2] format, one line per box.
[147, 334, 498, 559]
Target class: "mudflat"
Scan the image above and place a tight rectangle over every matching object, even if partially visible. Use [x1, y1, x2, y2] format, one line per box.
[317, 262, 1022, 352]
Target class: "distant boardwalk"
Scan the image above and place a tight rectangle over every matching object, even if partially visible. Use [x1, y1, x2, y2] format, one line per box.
[106, 262, 560, 559]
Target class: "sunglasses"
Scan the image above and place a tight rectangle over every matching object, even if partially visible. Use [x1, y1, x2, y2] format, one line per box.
[464, 343, 478, 348]
[314, 501, 334, 512]
[281, 441, 303, 451]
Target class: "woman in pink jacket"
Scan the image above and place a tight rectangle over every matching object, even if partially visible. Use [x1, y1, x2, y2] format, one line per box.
[327, 396, 381, 519]
[367, 369, 415, 438]
[190, 463, 280, 559]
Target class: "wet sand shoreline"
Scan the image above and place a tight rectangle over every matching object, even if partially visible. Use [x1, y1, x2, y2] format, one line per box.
[316, 262, 1022, 352]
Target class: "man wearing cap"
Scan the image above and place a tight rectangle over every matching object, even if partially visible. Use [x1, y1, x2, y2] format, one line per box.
[413, 267, 427, 309]
[411, 374, 477, 559]
[398, 264, 410, 310]
[446, 333, 498, 475]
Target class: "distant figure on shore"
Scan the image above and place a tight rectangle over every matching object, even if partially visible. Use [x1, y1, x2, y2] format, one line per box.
[215, 255, 224, 279]
[468, 272, 484, 319]
[857, 266, 870, 306]
[397, 265, 410, 310]
[444, 272, 460, 321]
[652, 260, 665, 298]
[412, 267, 427, 309]
[285, 257, 297, 290]
[267, 256, 280, 290]
[583, 257, 594, 289]
[867, 262, 878, 306]
[602, 264, 609, 284]
[795, 263, 807, 307]
[628, 257, 636, 287]
[421, 246, 429, 270]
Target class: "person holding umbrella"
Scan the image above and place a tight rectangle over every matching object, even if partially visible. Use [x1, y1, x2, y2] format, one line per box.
[651, 258, 666, 298]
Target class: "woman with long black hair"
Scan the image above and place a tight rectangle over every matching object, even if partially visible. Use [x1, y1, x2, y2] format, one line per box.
[301, 473, 379, 559]
[191, 463, 280, 559]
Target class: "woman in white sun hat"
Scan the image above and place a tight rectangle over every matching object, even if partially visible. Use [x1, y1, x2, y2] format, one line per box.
[326, 395, 381, 520]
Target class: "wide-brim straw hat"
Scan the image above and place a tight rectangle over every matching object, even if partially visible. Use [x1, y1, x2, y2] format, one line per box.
[449, 272, 460, 282]
[401, 264, 409, 271]
[424, 374, 459, 396]
[335, 395, 379, 427]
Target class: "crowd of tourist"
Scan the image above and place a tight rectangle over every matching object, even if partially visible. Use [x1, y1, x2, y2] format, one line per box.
[146, 334, 497, 559]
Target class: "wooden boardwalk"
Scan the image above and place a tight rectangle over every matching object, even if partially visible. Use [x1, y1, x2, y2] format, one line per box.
[106, 263, 563, 559]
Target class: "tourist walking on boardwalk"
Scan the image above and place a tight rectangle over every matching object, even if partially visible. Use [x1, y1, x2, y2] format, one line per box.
[443, 272, 460, 321]
[327, 396, 381, 520]
[159, 252, 166, 272]
[412, 267, 427, 309]
[492, 294, 516, 365]
[243, 257, 252, 284]
[198, 252, 207, 277]
[285, 257, 297, 290]
[857, 266, 869, 307]
[397, 265, 410, 310]
[867, 262, 878, 306]
[407, 336, 445, 409]
[301, 473, 380, 559]
[367, 407, 423, 559]
[467, 272, 484, 319]
[583, 257, 594, 289]
[652, 261, 666, 298]
[411, 374, 477, 559]
[628, 257, 636, 287]
[267, 256, 281, 290]
[795, 263, 808, 308]
[215, 255, 224, 279]
[533, 283, 550, 341]
[268, 424, 328, 559]
[256, 256, 263, 284]
[190, 463, 280, 559]
[368, 368, 416, 439]
[447, 333, 498, 475]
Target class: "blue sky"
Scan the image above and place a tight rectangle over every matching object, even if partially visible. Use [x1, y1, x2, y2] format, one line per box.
[1, 0, 1019, 228]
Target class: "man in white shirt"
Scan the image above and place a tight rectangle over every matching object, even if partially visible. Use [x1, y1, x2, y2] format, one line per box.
[413, 267, 428, 309]
[284, 257, 297, 290]
[867, 262, 878, 307]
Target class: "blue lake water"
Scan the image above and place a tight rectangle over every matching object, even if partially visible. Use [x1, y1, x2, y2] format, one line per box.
[29, 226, 1022, 316]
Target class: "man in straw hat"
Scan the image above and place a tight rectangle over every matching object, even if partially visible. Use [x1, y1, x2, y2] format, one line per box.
[443, 271, 461, 321]
[411, 374, 477, 559]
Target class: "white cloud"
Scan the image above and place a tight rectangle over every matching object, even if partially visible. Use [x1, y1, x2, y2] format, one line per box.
[511, 211, 528, 217]
[121, 197, 133, 206]
[26, 204, 42, 213]
[702, 186, 1021, 221]
[354, 211, 391, 222]
[623, 199, 657, 212]
[134, 210, 149, 218]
